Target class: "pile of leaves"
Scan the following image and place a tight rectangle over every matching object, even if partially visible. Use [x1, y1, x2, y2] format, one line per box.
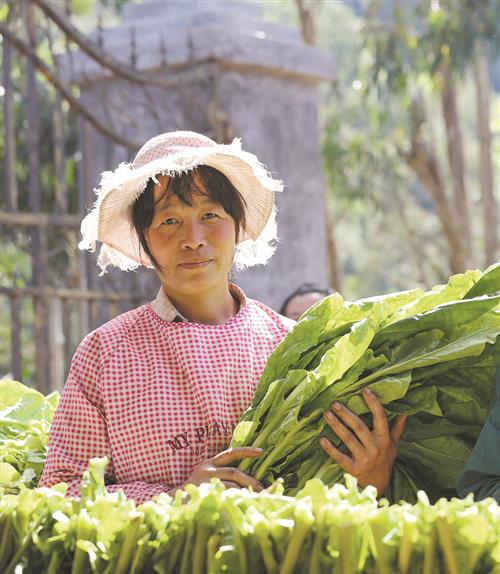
[0, 380, 59, 492]
[232, 264, 500, 502]
[0, 458, 499, 574]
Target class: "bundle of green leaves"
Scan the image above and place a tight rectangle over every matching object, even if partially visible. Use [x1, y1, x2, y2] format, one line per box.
[0, 380, 59, 492]
[231, 263, 500, 502]
[1, 458, 499, 574]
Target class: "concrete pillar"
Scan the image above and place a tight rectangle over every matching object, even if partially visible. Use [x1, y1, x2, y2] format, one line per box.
[65, 0, 335, 311]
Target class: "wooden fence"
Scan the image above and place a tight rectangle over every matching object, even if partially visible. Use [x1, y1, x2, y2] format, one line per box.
[1, 10, 155, 394]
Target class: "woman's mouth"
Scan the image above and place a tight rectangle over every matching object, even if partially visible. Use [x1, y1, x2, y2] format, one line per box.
[179, 260, 212, 269]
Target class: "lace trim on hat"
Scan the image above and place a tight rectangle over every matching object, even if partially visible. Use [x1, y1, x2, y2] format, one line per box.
[78, 138, 282, 274]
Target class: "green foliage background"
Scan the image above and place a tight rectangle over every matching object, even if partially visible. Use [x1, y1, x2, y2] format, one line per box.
[259, 0, 500, 297]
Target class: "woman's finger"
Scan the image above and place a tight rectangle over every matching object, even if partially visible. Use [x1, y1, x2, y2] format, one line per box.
[214, 466, 263, 491]
[221, 481, 242, 489]
[211, 447, 263, 466]
[362, 388, 389, 437]
[326, 403, 371, 452]
[390, 414, 408, 443]
[319, 437, 355, 474]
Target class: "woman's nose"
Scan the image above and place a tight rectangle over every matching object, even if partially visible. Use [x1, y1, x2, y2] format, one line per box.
[181, 220, 207, 250]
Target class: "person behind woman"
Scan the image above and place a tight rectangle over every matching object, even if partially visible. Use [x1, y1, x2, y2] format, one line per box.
[39, 131, 405, 504]
[280, 283, 333, 321]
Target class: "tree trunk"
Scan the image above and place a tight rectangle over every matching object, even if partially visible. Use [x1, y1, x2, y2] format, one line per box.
[392, 188, 431, 288]
[294, 0, 316, 45]
[440, 61, 473, 267]
[295, 0, 342, 291]
[325, 205, 343, 293]
[473, 39, 498, 267]
[399, 133, 466, 274]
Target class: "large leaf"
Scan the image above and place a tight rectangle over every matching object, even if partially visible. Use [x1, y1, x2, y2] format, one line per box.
[253, 294, 345, 404]
[387, 269, 482, 324]
[402, 416, 480, 442]
[372, 294, 500, 348]
[359, 320, 500, 386]
[1, 380, 45, 420]
[464, 261, 500, 299]
[397, 435, 472, 501]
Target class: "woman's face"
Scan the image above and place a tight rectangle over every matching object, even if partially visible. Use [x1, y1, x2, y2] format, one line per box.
[145, 175, 237, 296]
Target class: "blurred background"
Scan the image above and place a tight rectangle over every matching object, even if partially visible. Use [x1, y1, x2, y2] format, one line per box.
[1, 0, 499, 391]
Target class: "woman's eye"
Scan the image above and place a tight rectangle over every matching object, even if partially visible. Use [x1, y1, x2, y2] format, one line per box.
[203, 212, 218, 220]
[161, 218, 177, 226]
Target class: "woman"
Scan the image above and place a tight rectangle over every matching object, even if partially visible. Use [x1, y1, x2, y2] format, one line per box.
[39, 131, 405, 504]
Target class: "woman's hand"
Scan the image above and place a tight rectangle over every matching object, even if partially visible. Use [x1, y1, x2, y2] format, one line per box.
[182, 447, 264, 491]
[319, 387, 407, 495]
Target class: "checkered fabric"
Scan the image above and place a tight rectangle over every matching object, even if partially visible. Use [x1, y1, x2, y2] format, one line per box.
[39, 287, 294, 504]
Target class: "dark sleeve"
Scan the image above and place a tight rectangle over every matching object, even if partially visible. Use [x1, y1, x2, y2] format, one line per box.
[456, 364, 500, 503]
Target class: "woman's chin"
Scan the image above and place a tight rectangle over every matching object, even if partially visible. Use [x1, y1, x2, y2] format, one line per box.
[172, 269, 225, 292]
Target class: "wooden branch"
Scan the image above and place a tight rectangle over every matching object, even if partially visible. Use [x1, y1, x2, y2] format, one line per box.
[1, 286, 150, 302]
[0, 22, 141, 150]
[0, 211, 82, 227]
[32, 0, 178, 90]
[398, 135, 466, 273]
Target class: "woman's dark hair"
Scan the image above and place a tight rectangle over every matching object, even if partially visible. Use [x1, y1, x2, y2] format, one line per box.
[131, 165, 247, 271]
[279, 283, 333, 315]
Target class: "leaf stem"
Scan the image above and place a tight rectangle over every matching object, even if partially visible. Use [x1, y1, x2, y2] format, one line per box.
[253, 410, 322, 481]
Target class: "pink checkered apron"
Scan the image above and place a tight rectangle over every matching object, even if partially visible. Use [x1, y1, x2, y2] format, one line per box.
[39, 298, 291, 504]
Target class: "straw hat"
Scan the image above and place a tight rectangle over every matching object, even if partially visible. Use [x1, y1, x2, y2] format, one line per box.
[78, 131, 283, 274]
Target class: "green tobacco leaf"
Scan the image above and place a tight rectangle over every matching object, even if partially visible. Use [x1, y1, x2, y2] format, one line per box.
[80, 458, 108, 502]
[0, 380, 51, 430]
[372, 295, 500, 348]
[244, 308, 385, 461]
[398, 435, 472, 499]
[402, 416, 480, 443]
[313, 304, 384, 385]
[387, 269, 482, 324]
[360, 320, 500, 387]
[389, 460, 422, 503]
[302, 350, 376, 415]
[45, 391, 60, 411]
[345, 372, 411, 415]
[437, 395, 485, 429]
[317, 288, 424, 344]
[464, 262, 500, 299]
[230, 421, 257, 449]
[438, 366, 494, 420]
[301, 335, 345, 371]
[253, 294, 345, 405]
[383, 382, 443, 417]
[0, 462, 20, 485]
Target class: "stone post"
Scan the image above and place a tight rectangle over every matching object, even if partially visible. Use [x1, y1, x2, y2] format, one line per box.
[65, 0, 336, 311]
